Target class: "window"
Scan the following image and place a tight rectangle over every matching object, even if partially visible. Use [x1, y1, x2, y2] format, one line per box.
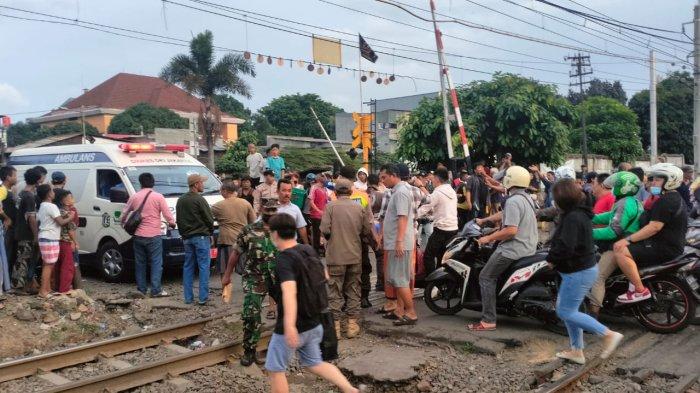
[96, 169, 124, 200]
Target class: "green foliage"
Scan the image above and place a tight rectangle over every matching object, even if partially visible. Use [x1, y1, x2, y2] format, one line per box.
[214, 94, 251, 119]
[7, 121, 99, 147]
[628, 71, 693, 162]
[215, 131, 261, 175]
[107, 103, 188, 134]
[570, 97, 643, 164]
[568, 79, 627, 105]
[258, 93, 342, 139]
[397, 73, 575, 168]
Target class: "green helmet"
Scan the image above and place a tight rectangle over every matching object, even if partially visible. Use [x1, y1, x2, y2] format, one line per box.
[603, 171, 641, 198]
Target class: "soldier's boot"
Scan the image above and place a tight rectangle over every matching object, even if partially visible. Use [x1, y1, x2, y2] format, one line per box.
[240, 349, 256, 367]
[334, 320, 342, 338]
[361, 289, 372, 309]
[346, 319, 361, 339]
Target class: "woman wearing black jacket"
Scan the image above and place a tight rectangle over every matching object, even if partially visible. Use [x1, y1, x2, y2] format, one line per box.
[548, 179, 623, 364]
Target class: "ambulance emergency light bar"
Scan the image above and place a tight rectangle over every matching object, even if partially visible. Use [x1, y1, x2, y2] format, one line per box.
[119, 143, 188, 153]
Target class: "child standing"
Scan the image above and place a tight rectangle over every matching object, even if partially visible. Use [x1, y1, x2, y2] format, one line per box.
[36, 185, 74, 298]
[54, 189, 78, 293]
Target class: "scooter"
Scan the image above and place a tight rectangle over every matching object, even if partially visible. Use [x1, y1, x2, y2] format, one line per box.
[425, 220, 697, 333]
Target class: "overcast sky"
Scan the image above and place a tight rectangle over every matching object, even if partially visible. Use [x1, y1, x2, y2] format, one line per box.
[0, 0, 696, 122]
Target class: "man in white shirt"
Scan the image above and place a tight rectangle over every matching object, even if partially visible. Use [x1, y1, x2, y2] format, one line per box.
[246, 143, 265, 188]
[415, 167, 458, 275]
[275, 178, 309, 245]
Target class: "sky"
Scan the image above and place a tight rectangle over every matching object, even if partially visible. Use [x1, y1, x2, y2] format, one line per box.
[0, 0, 696, 123]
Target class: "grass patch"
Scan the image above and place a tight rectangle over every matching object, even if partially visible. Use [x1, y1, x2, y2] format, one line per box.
[76, 322, 100, 335]
[458, 342, 476, 354]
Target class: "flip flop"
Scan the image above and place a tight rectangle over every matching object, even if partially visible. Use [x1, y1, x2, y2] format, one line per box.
[393, 316, 418, 326]
[467, 322, 496, 331]
[382, 312, 402, 320]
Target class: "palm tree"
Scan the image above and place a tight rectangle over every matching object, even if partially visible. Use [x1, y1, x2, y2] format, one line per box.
[160, 30, 255, 170]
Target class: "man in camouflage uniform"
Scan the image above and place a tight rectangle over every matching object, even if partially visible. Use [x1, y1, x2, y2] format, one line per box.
[222, 202, 277, 366]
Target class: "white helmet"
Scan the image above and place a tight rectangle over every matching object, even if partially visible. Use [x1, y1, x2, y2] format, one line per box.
[502, 166, 531, 189]
[554, 166, 575, 181]
[648, 163, 684, 190]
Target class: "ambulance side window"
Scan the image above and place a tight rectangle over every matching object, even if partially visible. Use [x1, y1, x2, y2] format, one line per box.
[96, 169, 124, 200]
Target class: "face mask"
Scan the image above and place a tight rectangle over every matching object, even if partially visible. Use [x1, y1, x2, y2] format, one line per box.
[650, 186, 662, 196]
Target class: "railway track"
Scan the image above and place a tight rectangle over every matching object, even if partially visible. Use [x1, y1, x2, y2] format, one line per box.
[0, 313, 270, 392]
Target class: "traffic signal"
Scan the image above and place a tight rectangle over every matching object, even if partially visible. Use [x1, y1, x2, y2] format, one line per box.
[351, 112, 373, 150]
[0, 115, 10, 129]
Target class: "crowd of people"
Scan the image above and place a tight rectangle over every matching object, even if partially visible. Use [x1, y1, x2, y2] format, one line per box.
[0, 141, 697, 392]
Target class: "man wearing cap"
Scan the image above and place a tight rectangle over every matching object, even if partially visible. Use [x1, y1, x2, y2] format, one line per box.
[51, 171, 67, 189]
[321, 179, 373, 338]
[253, 170, 278, 215]
[176, 173, 215, 305]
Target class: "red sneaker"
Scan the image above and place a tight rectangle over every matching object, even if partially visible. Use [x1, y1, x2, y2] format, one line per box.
[616, 287, 651, 304]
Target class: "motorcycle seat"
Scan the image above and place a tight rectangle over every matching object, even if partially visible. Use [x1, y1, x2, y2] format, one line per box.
[511, 252, 549, 270]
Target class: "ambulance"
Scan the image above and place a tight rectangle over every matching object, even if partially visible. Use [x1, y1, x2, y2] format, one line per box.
[9, 143, 222, 282]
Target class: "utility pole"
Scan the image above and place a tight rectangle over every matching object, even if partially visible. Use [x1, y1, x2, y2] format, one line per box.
[566, 52, 592, 172]
[429, 0, 454, 160]
[694, 1, 700, 172]
[650, 50, 658, 164]
[80, 105, 86, 144]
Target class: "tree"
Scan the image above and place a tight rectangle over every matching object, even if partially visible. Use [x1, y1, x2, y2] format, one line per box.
[7, 121, 99, 147]
[629, 71, 693, 162]
[397, 73, 575, 168]
[257, 93, 342, 139]
[570, 97, 643, 163]
[568, 79, 627, 105]
[107, 103, 188, 134]
[215, 131, 261, 175]
[160, 30, 255, 170]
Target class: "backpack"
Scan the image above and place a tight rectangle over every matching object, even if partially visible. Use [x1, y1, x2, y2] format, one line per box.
[286, 244, 329, 319]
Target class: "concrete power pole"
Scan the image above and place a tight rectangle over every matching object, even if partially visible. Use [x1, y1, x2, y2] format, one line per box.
[650, 50, 658, 164]
[694, 2, 700, 171]
[566, 52, 592, 172]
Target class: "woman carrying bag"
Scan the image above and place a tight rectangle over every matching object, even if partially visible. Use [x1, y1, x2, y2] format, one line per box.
[547, 178, 624, 364]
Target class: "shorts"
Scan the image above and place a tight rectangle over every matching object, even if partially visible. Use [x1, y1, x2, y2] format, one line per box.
[628, 241, 680, 268]
[217, 245, 233, 274]
[39, 239, 60, 264]
[264, 324, 323, 372]
[387, 250, 413, 288]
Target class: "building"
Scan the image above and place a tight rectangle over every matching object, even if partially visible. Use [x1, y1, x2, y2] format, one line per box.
[28, 73, 244, 142]
[335, 92, 438, 153]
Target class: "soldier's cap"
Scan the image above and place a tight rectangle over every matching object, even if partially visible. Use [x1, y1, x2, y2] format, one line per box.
[335, 179, 353, 192]
[262, 199, 279, 212]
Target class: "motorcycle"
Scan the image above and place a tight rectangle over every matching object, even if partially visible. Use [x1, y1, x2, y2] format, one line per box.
[424, 220, 697, 334]
[684, 219, 700, 303]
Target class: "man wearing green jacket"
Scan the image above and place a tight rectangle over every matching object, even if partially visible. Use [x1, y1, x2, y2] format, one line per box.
[589, 171, 643, 316]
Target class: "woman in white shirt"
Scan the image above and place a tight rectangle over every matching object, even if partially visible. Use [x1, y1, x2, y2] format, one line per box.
[36, 185, 74, 298]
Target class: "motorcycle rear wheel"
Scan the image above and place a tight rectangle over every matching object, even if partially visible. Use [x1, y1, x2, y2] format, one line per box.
[633, 275, 696, 334]
[424, 278, 463, 315]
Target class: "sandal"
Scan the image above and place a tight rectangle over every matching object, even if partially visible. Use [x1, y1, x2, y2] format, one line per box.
[382, 312, 402, 320]
[266, 310, 276, 320]
[393, 316, 418, 326]
[467, 322, 496, 331]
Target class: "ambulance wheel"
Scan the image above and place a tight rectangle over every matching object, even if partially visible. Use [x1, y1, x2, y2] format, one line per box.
[98, 240, 128, 282]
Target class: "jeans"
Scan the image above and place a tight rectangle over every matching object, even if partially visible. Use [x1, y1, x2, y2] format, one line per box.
[133, 236, 164, 296]
[183, 235, 211, 303]
[557, 266, 608, 349]
[0, 226, 9, 292]
[478, 250, 515, 324]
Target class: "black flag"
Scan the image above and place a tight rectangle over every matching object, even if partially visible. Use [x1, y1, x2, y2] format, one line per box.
[359, 34, 378, 63]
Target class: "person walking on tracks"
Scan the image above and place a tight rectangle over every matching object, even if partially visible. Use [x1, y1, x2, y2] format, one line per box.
[222, 201, 278, 366]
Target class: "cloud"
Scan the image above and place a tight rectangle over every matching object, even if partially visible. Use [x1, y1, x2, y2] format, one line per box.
[0, 82, 29, 111]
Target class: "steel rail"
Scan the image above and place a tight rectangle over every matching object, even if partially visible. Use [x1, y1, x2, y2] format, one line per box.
[0, 314, 221, 383]
[42, 334, 271, 393]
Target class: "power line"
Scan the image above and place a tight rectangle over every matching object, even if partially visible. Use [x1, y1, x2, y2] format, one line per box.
[534, 0, 692, 45]
[565, 0, 689, 36]
[375, 0, 677, 63]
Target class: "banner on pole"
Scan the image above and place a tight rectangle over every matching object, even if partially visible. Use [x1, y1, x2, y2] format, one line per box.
[312, 35, 342, 66]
